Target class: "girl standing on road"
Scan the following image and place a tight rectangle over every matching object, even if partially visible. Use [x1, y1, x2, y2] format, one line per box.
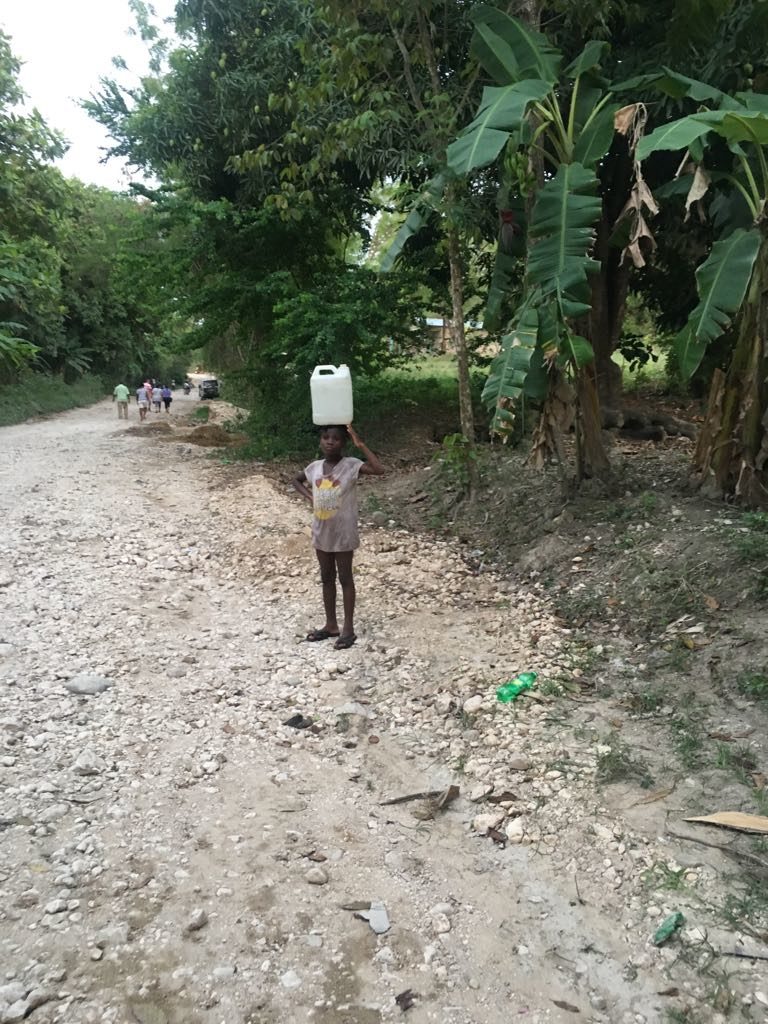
[293, 425, 384, 650]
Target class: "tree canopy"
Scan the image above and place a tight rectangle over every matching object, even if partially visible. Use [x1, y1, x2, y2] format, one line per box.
[0, 30, 185, 384]
[4, 0, 768, 500]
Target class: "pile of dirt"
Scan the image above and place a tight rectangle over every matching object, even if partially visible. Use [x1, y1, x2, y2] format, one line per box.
[180, 423, 244, 447]
[123, 418, 246, 448]
[125, 419, 173, 436]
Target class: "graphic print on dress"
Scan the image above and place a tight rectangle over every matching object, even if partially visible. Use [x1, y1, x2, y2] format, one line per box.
[313, 476, 342, 520]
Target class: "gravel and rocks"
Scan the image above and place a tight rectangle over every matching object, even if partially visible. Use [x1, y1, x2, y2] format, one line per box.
[0, 398, 766, 1024]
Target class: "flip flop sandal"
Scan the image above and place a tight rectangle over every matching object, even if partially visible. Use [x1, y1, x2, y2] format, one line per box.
[334, 634, 357, 650]
[306, 629, 340, 642]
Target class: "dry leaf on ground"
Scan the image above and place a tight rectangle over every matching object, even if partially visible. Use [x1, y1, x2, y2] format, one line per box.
[684, 812, 768, 835]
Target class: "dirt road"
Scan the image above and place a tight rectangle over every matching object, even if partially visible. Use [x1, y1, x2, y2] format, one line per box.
[0, 398, 765, 1024]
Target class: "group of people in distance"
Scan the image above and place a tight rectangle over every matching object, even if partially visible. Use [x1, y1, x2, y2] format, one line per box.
[112, 380, 175, 421]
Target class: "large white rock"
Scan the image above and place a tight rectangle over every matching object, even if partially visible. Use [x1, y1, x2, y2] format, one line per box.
[472, 812, 505, 835]
[64, 674, 115, 696]
[73, 748, 106, 776]
[505, 818, 525, 844]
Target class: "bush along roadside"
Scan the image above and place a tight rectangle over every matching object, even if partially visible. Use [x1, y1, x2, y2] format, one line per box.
[0, 373, 107, 427]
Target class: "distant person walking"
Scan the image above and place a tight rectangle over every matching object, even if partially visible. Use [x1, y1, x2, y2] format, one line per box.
[152, 385, 162, 413]
[113, 382, 130, 419]
[161, 384, 172, 412]
[136, 385, 150, 422]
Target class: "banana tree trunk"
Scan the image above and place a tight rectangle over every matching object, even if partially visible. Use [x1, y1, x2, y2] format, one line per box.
[589, 143, 634, 409]
[575, 363, 612, 481]
[517, 0, 542, 28]
[590, 218, 630, 409]
[694, 236, 768, 507]
[446, 226, 476, 445]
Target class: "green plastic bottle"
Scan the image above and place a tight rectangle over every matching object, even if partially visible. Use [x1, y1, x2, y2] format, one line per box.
[496, 672, 537, 703]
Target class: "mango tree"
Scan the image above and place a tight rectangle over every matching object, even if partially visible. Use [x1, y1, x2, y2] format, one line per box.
[445, 5, 647, 481]
[637, 91, 768, 506]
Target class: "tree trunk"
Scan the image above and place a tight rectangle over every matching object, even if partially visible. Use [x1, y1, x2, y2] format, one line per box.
[589, 142, 634, 410]
[446, 226, 475, 445]
[515, 0, 542, 28]
[693, 236, 768, 507]
[445, 224, 478, 497]
[575, 363, 612, 481]
[590, 217, 630, 409]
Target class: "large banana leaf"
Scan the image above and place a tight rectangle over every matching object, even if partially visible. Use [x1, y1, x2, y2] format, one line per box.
[695, 108, 768, 145]
[675, 227, 761, 378]
[379, 174, 445, 273]
[471, 5, 561, 85]
[484, 190, 527, 330]
[564, 41, 608, 80]
[529, 300, 557, 393]
[636, 118, 713, 160]
[482, 306, 543, 437]
[570, 74, 606, 135]
[573, 102, 620, 167]
[562, 331, 595, 369]
[485, 252, 520, 332]
[527, 163, 602, 316]
[447, 79, 551, 176]
[611, 67, 725, 104]
[638, 108, 768, 160]
[473, 80, 553, 130]
[447, 129, 510, 178]
[735, 92, 768, 112]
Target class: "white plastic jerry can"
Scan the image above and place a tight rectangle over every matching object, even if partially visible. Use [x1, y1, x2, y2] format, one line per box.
[310, 364, 354, 425]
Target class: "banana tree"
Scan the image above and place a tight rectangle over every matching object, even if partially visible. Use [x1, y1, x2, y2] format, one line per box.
[446, 5, 636, 480]
[637, 91, 768, 506]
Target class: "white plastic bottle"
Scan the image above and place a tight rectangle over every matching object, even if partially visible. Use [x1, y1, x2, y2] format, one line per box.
[310, 364, 354, 425]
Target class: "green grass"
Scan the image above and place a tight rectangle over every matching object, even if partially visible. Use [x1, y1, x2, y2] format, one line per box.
[361, 360, 485, 439]
[192, 405, 210, 423]
[0, 372, 106, 426]
[717, 885, 768, 942]
[715, 741, 758, 777]
[737, 670, 768, 701]
[383, 353, 459, 380]
[596, 734, 654, 788]
[643, 861, 687, 891]
[670, 710, 706, 770]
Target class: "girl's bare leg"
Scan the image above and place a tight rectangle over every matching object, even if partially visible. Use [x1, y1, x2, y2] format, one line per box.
[335, 550, 355, 639]
[315, 549, 339, 634]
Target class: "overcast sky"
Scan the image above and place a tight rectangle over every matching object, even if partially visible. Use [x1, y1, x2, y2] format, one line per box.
[2, 0, 177, 189]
